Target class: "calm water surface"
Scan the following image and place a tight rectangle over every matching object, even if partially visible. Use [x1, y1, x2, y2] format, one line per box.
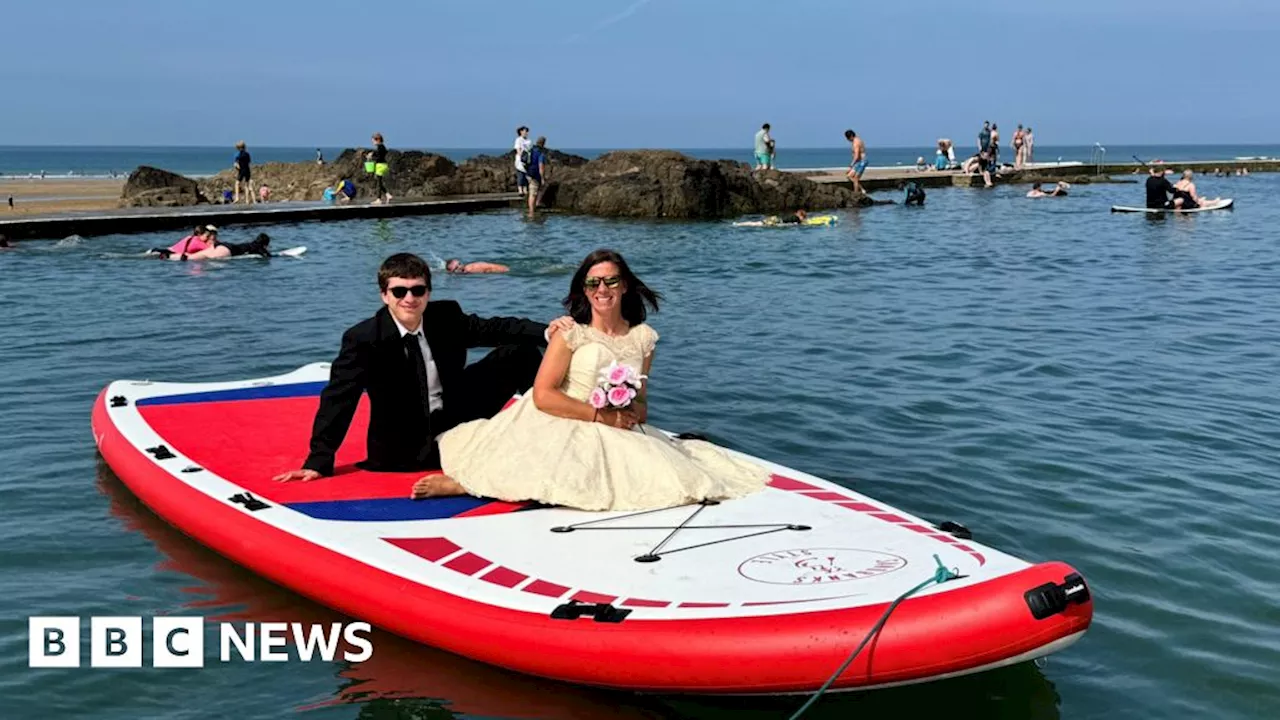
[2, 175, 1278, 719]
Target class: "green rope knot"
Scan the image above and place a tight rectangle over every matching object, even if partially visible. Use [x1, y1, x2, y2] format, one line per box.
[932, 553, 960, 584]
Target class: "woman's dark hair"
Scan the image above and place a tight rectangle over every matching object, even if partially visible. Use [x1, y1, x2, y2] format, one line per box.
[378, 253, 431, 291]
[563, 249, 661, 325]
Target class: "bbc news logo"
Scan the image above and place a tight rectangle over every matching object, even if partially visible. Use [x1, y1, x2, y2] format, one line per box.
[29, 617, 373, 668]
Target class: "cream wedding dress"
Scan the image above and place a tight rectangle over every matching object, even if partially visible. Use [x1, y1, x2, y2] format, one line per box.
[438, 323, 769, 511]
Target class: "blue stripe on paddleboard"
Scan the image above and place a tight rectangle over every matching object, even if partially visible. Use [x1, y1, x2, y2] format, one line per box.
[285, 495, 493, 522]
[136, 381, 327, 406]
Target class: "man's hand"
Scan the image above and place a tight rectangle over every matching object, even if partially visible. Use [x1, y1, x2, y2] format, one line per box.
[273, 469, 321, 483]
[546, 315, 576, 338]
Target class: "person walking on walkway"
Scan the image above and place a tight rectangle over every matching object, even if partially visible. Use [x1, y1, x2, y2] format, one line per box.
[844, 129, 866, 194]
[367, 133, 392, 204]
[233, 141, 254, 204]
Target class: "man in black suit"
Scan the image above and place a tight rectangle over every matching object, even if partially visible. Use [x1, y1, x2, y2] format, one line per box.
[273, 253, 572, 488]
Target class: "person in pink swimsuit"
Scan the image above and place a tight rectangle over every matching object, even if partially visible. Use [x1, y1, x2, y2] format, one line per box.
[156, 225, 217, 260]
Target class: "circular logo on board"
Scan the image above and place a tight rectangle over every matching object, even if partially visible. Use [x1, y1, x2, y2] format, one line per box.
[738, 548, 908, 585]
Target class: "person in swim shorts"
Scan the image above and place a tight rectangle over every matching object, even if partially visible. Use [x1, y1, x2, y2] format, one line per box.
[367, 133, 392, 204]
[233, 141, 254, 204]
[446, 258, 511, 274]
[753, 123, 773, 170]
[844, 130, 867, 194]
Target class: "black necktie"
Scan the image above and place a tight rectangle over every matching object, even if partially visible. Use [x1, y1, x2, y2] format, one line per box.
[403, 333, 434, 421]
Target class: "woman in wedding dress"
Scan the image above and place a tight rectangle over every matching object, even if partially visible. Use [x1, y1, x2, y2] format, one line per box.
[412, 249, 769, 511]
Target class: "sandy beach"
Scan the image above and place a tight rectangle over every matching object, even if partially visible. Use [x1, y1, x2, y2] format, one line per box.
[0, 177, 123, 215]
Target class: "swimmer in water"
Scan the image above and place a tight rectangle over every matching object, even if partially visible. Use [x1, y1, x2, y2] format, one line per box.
[147, 225, 214, 259]
[183, 232, 273, 260]
[1026, 181, 1070, 198]
[0, 234, 11, 248]
[445, 258, 510, 274]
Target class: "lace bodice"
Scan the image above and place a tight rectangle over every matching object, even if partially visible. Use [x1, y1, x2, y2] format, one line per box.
[558, 323, 659, 402]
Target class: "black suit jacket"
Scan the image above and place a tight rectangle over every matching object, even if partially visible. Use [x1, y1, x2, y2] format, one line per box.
[303, 301, 547, 476]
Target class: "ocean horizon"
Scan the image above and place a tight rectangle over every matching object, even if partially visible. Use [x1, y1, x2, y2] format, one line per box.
[3, 143, 1279, 179]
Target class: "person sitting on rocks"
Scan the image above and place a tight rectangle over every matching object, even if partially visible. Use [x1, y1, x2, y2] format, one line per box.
[446, 258, 510, 274]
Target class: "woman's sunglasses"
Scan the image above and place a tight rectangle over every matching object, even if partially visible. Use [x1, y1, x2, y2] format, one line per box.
[388, 285, 429, 299]
[584, 276, 623, 290]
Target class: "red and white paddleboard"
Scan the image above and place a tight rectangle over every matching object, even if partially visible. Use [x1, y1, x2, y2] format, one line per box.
[92, 362, 1092, 694]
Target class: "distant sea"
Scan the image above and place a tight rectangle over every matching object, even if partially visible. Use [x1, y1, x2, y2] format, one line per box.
[2, 144, 1279, 179]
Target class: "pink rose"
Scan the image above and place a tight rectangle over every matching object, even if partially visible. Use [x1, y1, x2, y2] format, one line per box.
[607, 386, 632, 407]
[588, 388, 608, 409]
[606, 363, 632, 385]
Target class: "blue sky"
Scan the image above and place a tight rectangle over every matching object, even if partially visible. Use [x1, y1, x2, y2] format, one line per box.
[1, 0, 1276, 148]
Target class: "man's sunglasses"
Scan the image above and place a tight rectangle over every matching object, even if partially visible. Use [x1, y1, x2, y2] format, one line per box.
[584, 276, 623, 290]
[388, 285, 429, 299]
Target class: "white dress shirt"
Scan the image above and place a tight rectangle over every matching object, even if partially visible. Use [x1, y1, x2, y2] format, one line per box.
[392, 316, 444, 413]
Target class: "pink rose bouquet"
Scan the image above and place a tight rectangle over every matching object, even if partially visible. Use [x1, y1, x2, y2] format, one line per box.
[588, 361, 646, 420]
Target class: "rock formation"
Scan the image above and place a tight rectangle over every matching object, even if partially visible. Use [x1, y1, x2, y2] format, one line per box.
[540, 151, 864, 219]
[142, 147, 866, 218]
[120, 166, 207, 207]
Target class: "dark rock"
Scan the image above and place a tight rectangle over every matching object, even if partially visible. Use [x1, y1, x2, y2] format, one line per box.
[121, 166, 206, 207]
[541, 150, 863, 219]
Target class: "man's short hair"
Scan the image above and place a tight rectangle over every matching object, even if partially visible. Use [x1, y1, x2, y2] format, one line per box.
[378, 253, 431, 291]
[762, 123, 770, 130]
[517, 125, 529, 134]
[844, 129, 856, 140]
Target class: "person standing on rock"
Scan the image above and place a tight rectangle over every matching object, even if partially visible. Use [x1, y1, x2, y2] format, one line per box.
[1024, 127, 1035, 165]
[367, 133, 392, 204]
[514, 126, 532, 197]
[844, 129, 866, 195]
[233, 141, 254, 204]
[753, 123, 773, 170]
[526, 137, 549, 217]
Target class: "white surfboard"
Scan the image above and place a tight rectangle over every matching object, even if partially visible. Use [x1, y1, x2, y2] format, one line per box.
[1111, 198, 1233, 213]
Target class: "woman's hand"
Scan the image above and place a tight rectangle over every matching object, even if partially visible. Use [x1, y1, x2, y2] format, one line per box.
[595, 407, 639, 429]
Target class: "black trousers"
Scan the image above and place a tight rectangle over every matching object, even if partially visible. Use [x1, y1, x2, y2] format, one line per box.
[376, 344, 541, 473]
[451, 344, 543, 426]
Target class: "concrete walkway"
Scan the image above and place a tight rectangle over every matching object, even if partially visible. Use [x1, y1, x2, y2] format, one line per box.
[0, 193, 522, 240]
